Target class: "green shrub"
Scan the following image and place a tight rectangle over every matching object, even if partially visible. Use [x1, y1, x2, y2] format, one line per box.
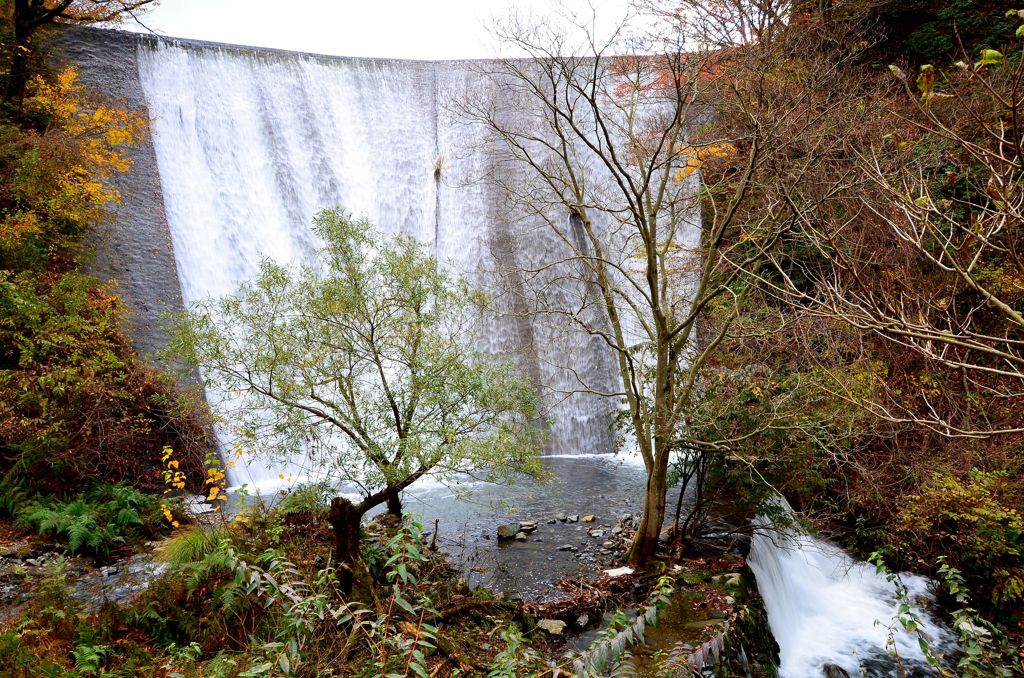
[893, 469, 1024, 609]
[273, 481, 331, 518]
[0, 271, 209, 494]
[160, 523, 234, 568]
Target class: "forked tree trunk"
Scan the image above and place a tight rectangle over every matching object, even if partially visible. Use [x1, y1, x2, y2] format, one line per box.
[385, 488, 402, 518]
[327, 496, 364, 595]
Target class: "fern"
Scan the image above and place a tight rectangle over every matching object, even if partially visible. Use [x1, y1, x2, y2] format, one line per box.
[113, 506, 142, 527]
[72, 643, 108, 676]
[568, 576, 675, 677]
[14, 483, 165, 556]
[66, 514, 101, 553]
[0, 475, 31, 516]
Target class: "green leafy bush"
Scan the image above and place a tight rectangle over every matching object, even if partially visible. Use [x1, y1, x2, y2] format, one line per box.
[0, 270, 209, 493]
[273, 481, 331, 519]
[159, 523, 234, 569]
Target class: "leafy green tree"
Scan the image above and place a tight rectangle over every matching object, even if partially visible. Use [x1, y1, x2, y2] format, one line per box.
[170, 209, 541, 589]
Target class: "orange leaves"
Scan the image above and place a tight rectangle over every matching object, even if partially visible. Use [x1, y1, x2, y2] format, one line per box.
[673, 142, 738, 182]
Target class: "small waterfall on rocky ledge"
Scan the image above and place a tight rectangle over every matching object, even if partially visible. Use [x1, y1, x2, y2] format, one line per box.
[748, 500, 955, 677]
[135, 39, 643, 489]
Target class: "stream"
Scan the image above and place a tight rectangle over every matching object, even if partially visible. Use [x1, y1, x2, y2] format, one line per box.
[748, 502, 955, 677]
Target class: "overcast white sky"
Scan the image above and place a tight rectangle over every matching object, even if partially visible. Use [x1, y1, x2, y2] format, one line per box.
[124, 0, 637, 59]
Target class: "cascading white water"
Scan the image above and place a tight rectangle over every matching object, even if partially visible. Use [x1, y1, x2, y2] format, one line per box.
[748, 501, 954, 677]
[135, 39, 646, 488]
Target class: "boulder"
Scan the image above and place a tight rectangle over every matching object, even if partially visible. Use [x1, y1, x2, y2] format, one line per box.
[514, 532, 528, 541]
[823, 665, 851, 678]
[557, 544, 576, 552]
[555, 513, 568, 522]
[711, 572, 742, 588]
[589, 529, 605, 538]
[582, 514, 596, 523]
[567, 515, 580, 523]
[519, 520, 538, 532]
[496, 524, 519, 540]
[537, 619, 567, 636]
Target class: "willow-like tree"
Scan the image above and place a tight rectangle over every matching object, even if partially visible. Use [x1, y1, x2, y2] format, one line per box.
[171, 209, 541, 590]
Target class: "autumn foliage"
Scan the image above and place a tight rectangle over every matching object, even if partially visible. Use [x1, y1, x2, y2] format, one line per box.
[0, 64, 207, 496]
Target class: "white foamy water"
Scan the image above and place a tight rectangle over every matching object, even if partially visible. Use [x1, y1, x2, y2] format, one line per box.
[748, 501, 954, 677]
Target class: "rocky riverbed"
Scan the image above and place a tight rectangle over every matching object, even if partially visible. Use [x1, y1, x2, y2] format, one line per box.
[0, 530, 167, 625]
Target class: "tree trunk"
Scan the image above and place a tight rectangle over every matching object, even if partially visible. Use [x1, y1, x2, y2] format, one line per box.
[385, 488, 402, 518]
[628, 453, 669, 567]
[4, 12, 34, 110]
[327, 496, 364, 595]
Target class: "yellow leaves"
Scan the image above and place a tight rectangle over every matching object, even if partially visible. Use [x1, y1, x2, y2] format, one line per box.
[162, 447, 187, 493]
[26, 67, 82, 125]
[162, 445, 230, 519]
[203, 454, 228, 512]
[674, 156, 703, 183]
[17, 67, 146, 232]
[673, 142, 738, 182]
[160, 503, 179, 529]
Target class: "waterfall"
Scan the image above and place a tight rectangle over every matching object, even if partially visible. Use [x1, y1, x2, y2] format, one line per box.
[134, 39, 643, 488]
[748, 500, 954, 677]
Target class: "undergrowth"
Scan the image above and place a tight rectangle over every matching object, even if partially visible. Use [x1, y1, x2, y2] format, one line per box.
[13, 483, 175, 556]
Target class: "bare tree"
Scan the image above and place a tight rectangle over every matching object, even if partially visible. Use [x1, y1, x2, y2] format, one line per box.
[639, 0, 793, 49]
[459, 6, 797, 565]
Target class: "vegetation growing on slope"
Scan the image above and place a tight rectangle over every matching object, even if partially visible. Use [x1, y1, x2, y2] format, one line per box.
[0, 22, 207, 529]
